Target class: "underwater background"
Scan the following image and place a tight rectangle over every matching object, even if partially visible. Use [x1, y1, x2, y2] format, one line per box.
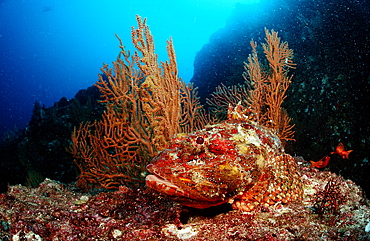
[0, 0, 245, 137]
[1, 0, 370, 239]
[0, 0, 369, 198]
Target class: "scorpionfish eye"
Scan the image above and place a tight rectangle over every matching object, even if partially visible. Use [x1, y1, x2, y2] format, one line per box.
[196, 136, 204, 144]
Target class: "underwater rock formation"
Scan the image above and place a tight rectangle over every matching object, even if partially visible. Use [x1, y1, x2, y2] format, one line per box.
[0, 165, 369, 240]
[0, 85, 105, 192]
[191, 0, 370, 195]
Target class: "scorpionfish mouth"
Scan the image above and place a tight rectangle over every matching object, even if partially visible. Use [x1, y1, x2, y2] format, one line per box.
[145, 174, 190, 198]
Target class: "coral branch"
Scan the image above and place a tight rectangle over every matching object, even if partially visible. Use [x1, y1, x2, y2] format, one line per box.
[245, 29, 296, 142]
[206, 83, 250, 120]
[69, 15, 206, 190]
[207, 29, 296, 143]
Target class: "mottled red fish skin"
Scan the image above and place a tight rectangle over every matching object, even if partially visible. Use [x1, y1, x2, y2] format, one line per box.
[146, 119, 303, 211]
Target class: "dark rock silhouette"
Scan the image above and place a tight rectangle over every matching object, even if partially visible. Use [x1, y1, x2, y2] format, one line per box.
[191, 0, 370, 195]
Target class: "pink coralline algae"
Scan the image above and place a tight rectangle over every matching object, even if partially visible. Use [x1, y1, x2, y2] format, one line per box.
[0, 179, 182, 240]
[0, 163, 369, 240]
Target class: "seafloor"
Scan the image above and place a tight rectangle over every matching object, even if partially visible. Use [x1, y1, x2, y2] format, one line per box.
[0, 158, 369, 240]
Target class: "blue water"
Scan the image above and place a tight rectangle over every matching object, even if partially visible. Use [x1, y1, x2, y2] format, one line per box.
[0, 0, 268, 138]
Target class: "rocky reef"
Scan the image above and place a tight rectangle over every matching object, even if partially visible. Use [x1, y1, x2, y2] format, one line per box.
[191, 0, 370, 196]
[0, 85, 105, 192]
[0, 161, 369, 240]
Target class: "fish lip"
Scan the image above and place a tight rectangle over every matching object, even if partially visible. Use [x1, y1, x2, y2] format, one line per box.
[145, 174, 181, 190]
[145, 174, 192, 198]
[145, 174, 165, 182]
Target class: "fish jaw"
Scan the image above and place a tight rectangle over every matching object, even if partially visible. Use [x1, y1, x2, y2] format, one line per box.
[145, 174, 191, 198]
[145, 174, 228, 208]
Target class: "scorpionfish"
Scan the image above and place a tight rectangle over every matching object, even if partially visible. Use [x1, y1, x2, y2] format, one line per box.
[146, 105, 303, 211]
